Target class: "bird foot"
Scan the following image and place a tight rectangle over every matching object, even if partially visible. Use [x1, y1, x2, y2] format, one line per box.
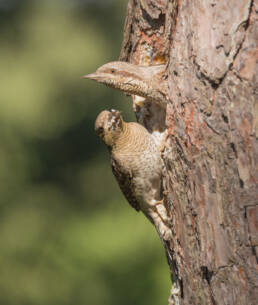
[149, 200, 172, 241]
[159, 130, 169, 153]
[153, 200, 169, 224]
[157, 222, 172, 241]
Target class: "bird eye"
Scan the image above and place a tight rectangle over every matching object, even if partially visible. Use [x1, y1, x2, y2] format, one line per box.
[111, 69, 115, 73]
[97, 127, 104, 135]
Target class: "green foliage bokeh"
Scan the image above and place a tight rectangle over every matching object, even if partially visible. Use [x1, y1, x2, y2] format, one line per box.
[0, 1, 170, 304]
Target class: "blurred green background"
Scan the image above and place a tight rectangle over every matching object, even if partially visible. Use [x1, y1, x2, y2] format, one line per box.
[0, 0, 170, 304]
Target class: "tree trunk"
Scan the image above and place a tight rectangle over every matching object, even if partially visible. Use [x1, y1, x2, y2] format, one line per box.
[119, 0, 257, 304]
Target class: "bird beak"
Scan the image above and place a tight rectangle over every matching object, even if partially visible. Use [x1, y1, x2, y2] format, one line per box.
[83, 72, 103, 81]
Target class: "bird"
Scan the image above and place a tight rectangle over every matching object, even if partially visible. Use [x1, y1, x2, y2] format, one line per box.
[83, 61, 168, 105]
[94, 109, 171, 240]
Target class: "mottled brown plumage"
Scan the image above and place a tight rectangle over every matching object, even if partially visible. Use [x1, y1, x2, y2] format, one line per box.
[84, 61, 168, 105]
[84, 61, 168, 152]
[94, 109, 171, 240]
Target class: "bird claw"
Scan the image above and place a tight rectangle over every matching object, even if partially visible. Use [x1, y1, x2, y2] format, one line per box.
[153, 200, 169, 223]
[157, 223, 172, 241]
[149, 200, 172, 241]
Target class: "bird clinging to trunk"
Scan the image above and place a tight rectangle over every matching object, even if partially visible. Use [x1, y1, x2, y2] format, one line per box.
[94, 109, 171, 240]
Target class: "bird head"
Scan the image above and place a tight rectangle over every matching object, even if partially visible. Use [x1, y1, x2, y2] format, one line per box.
[83, 61, 167, 103]
[84, 62, 139, 94]
[95, 109, 124, 147]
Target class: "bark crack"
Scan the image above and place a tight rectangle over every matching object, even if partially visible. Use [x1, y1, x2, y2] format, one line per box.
[204, 119, 221, 135]
[230, 0, 254, 75]
[201, 266, 218, 305]
[140, 3, 165, 31]
[194, 0, 254, 90]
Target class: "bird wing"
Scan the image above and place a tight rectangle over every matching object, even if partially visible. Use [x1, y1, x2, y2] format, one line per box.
[111, 157, 140, 212]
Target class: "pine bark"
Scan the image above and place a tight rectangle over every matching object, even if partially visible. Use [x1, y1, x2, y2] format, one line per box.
[119, 1, 258, 304]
